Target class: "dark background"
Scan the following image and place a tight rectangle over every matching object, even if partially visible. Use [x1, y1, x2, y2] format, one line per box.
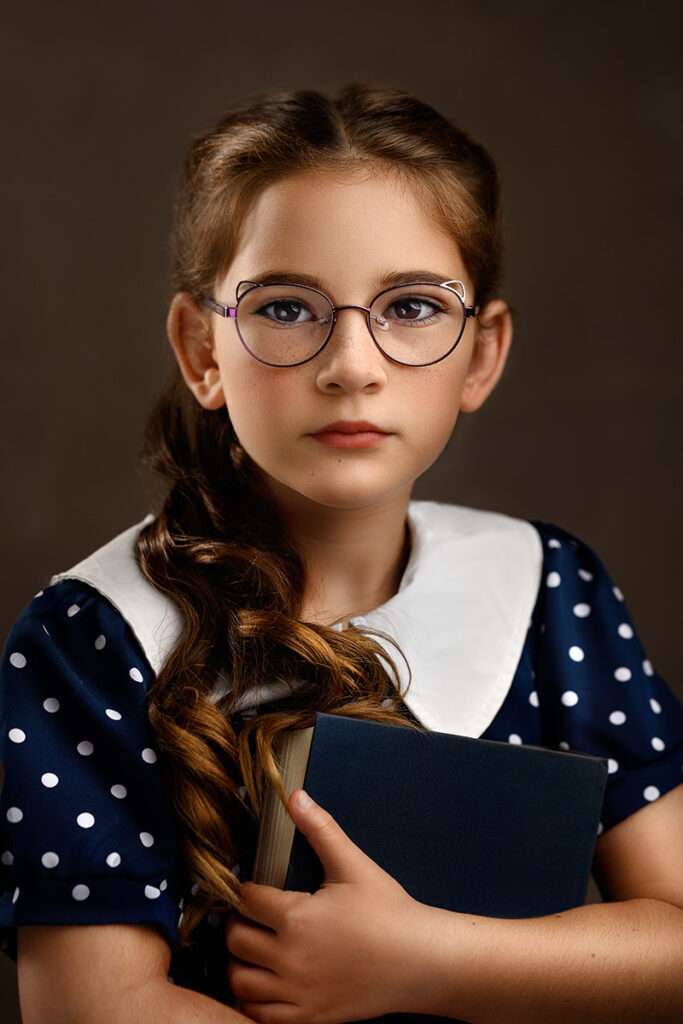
[1, 1, 681, 1017]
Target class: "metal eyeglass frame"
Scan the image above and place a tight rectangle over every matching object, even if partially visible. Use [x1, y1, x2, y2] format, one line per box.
[201, 278, 480, 368]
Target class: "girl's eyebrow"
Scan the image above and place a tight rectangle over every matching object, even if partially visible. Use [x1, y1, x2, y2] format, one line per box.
[246, 268, 454, 290]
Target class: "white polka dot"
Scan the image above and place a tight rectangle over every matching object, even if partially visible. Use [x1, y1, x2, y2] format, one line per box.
[72, 884, 90, 901]
[614, 667, 632, 682]
[160, 878, 167, 891]
[141, 748, 157, 764]
[145, 885, 161, 899]
[43, 697, 60, 713]
[8, 728, 26, 743]
[140, 832, 154, 848]
[618, 623, 634, 639]
[607, 758, 619, 774]
[643, 785, 660, 802]
[41, 773, 59, 788]
[41, 851, 59, 868]
[9, 652, 27, 669]
[508, 734, 523, 744]
[12, 887, 20, 904]
[548, 538, 561, 548]
[613, 586, 624, 601]
[110, 784, 127, 799]
[34, 589, 44, 598]
[177, 911, 184, 927]
[609, 710, 626, 725]
[572, 603, 591, 618]
[650, 698, 661, 714]
[106, 852, 121, 868]
[67, 604, 81, 617]
[105, 708, 122, 720]
[558, 741, 570, 751]
[178, 897, 185, 909]
[381, 697, 393, 707]
[94, 634, 107, 650]
[596, 822, 604, 835]
[42, 624, 50, 637]
[77, 740, 94, 756]
[643, 659, 654, 677]
[1, 851, 14, 866]
[77, 812, 95, 829]
[6, 807, 23, 824]
[561, 690, 579, 707]
[546, 571, 561, 588]
[578, 569, 593, 582]
[129, 667, 143, 682]
[651, 737, 666, 752]
[568, 646, 584, 662]
[528, 691, 539, 707]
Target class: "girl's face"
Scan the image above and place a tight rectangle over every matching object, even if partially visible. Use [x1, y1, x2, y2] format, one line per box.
[169, 167, 512, 513]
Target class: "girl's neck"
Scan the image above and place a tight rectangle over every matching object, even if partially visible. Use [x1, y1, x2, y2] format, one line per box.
[298, 516, 412, 627]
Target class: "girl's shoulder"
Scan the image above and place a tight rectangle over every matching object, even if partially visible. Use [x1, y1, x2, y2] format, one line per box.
[2, 574, 155, 707]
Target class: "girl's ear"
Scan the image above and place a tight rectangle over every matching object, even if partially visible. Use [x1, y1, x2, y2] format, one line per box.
[459, 299, 514, 413]
[166, 292, 226, 410]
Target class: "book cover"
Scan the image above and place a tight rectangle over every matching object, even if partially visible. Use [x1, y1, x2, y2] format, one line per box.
[251, 712, 608, 1022]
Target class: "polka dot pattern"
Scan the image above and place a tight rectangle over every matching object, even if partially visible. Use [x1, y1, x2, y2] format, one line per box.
[484, 520, 683, 849]
[0, 580, 187, 978]
[1, 530, 682, 1005]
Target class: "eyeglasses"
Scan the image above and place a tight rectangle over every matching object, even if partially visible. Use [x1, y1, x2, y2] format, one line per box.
[201, 278, 480, 368]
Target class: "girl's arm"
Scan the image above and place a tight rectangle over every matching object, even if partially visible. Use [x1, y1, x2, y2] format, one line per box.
[408, 895, 683, 1024]
[17, 923, 254, 1024]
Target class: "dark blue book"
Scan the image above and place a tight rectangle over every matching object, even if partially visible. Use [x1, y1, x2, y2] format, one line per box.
[252, 711, 608, 1023]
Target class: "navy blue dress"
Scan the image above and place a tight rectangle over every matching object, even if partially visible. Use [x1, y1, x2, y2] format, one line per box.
[2, 519, 682, 1005]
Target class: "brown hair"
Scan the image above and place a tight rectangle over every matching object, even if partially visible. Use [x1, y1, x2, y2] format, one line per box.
[136, 81, 506, 948]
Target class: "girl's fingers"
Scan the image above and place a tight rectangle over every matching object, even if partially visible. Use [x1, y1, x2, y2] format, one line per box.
[227, 960, 286, 1004]
[226, 915, 282, 971]
[238, 880, 299, 930]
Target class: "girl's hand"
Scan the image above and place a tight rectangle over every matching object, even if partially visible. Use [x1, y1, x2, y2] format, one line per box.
[225, 788, 429, 1023]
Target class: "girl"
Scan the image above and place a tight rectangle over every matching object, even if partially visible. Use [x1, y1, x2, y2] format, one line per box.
[1, 82, 682, 1024]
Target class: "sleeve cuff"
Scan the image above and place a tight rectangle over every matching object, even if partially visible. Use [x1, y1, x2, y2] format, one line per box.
[599, 742, 683, 834]
[0, 873, 183, 963]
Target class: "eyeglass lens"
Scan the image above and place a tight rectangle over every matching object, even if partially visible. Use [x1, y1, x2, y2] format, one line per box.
[234, 283, 466, 366]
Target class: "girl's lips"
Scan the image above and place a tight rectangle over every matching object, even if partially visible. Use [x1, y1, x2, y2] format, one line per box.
[310, 430, 392, 449]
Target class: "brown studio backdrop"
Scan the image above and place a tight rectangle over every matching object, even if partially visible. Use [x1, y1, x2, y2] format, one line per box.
[1, 1, 681, 1018]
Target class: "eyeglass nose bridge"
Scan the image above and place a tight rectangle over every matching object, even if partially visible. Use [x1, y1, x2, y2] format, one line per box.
[317, 302, 388, 340]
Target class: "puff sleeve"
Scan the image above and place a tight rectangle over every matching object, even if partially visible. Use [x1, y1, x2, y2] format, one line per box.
[0, 579, 185, 962]
[530, 520, 683, 835]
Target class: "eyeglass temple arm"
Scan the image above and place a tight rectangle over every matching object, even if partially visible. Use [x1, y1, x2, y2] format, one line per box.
[201, 297, 237, 317]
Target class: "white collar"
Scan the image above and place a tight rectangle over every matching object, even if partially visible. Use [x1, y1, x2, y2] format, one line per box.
[49, 500, 542, 738]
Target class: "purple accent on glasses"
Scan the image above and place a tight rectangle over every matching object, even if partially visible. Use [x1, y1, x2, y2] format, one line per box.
[202, 298, 237, 317]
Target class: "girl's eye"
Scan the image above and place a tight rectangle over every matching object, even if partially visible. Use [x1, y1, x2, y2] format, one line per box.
[384, 297, 444, 323]
[256, 300, 315, 325]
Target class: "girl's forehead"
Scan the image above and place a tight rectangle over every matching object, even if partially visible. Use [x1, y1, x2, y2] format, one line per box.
[224, 173, 468, 296]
